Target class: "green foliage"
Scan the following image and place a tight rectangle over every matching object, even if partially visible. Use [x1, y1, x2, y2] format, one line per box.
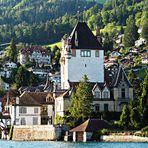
[141, 19, 148, 44]
[119, 105, 130, 129]
[8, 39, 17, 63]
[15, 65, 38, 88]
[128, 69, 136, 84]
[124, 15, 139, 47]
[69, 75, 93, 124]
[54, 113, 64, 125]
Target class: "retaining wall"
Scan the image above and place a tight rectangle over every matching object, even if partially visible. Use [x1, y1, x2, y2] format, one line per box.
[101, 135, 148, 142]
[12, 125, 61, 141]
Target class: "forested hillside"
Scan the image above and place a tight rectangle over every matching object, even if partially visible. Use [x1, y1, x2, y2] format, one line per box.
[0, 0, 101, 44]
[0, 0, 147, 45]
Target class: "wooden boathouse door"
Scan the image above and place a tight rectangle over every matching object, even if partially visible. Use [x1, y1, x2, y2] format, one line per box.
[76, 132, 83, 142]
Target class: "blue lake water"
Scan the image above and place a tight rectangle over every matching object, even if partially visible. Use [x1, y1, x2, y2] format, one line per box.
[0, 141, 147, 148]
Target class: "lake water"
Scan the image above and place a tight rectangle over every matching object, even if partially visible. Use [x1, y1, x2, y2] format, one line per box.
[0, 141, 148, 148]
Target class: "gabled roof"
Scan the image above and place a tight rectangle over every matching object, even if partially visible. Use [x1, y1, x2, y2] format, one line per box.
[18, 92, 54, 106]
[18, 92, 41, 106]
[69, 22, 102, 50]
[70, 119, 112, 132]
[112, 65, 132, 87]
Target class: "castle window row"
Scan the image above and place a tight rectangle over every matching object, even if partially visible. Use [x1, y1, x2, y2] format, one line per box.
[80, 50, 99, 57]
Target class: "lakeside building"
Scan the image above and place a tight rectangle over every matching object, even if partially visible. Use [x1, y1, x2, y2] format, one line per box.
[4, 92, 54, 125]
[55, 22, 133, 117]
[1, 22, 133, 127]
[18, 45, 51, 66]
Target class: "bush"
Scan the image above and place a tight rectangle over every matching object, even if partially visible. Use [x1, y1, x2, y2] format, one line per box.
[141, 126, 148, 132]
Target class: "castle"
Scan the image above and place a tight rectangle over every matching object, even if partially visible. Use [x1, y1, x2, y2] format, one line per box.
[55, 22, 133, 117]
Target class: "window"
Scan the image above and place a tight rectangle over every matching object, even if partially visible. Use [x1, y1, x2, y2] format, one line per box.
[104, 104, 108, 111]
[81, 50, 91, 57]
[95, 104, 100, 112]
[95, 50, 99, 57]
[104, 91, 109, 98]
[95, 91, 100, 98]
[21, 118, 26, 125]
[121, 88, 125, 98]
[33, 117, 38, 125]
[19, 107, 27, 114]
[34, 108, 38, 114]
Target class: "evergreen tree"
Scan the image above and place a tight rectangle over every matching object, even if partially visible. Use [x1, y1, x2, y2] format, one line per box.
[119, 105, 130, 129]
[103, 33, 113, 52]
[69, 75, 93, 122]
[130, 107, 141, 129]
[128, 69, 136, 84]
[141, 19, 148, 45]
[9, 38, 17, 63]
[124, 15, 139, 47]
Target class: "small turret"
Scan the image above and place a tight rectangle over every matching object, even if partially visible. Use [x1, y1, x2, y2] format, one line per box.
[96, 26, 101, 43]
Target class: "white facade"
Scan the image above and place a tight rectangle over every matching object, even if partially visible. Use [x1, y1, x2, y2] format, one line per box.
[9, 105, 41, 125]
[4, 62, 17, 69]
[61, 48, 104, 89]
[18, 48, 51, 65]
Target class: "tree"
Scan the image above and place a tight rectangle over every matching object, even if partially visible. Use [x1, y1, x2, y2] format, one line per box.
[15, 66, 38, 88]
[103, 33, 113, 52]
[124, 15, 139, 47]
[141, 19, 148, 44]
[119, 105, 130, 129]
[8, 38, 17, 63]
[128, 69, 136, 84]
[69, 75, 93, 123]
[130, 107, 141, 129]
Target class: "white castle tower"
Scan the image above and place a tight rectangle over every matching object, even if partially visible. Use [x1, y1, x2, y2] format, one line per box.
[61, 22, 104, 89]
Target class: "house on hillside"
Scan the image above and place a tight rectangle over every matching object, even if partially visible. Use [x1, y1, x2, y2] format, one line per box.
[18, 45, 51, 66]
[141, 49, 148, 64]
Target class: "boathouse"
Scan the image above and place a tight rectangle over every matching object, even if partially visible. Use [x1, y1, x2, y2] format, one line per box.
[70, 119, 111, 142]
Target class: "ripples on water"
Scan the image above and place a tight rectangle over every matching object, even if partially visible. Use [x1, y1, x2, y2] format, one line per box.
[0, 141, 148, 148]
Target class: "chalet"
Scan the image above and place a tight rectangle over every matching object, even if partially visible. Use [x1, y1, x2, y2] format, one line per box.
[70, 119, 112, 142]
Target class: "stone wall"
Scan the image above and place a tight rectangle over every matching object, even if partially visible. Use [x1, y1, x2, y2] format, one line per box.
[12, 125, 61, 141]
[101, 135, 148, 142]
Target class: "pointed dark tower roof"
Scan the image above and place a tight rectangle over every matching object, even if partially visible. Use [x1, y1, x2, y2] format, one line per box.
[112, 65, 132, 87]
[69, 22, 102, 50]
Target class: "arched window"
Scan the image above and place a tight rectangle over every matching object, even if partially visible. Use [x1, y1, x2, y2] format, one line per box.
[121, 88, 125, 98]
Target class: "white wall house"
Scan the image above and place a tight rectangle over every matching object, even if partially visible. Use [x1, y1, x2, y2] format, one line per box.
[18, 45, 51, 65]
[5, 92, 54, 126]
[9, 105, 41, 125]
[4, 62, 17, 69]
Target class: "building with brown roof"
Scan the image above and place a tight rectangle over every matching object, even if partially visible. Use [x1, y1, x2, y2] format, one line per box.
[7, 92, 54, 126]
[18, 45, 51, 66]
[70, 119, 112, 142]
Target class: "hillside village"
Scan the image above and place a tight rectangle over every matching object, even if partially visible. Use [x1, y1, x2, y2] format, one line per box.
[0, 0, 148, 143]
[0, 20, 147, 141]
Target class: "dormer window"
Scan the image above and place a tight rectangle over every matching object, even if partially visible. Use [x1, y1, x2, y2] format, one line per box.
[104, 91, 109, 98]
[94, 91, 100, 98]
[81, 50, 91, 57]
